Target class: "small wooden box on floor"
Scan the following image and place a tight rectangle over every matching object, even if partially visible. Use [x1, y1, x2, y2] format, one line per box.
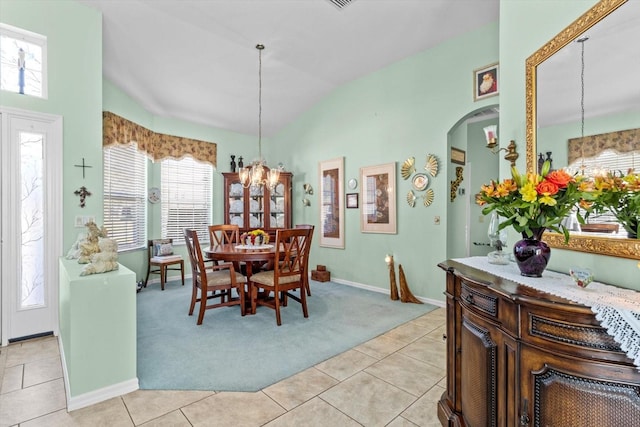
[311, 265, 330, 282]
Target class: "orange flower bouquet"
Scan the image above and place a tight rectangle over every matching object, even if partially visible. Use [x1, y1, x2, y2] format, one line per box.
[476, 161, 593, 243]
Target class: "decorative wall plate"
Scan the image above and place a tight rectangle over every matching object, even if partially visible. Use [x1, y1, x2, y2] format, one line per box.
[425, 154, 439, 177]
[401, 157, 416, 180]
[148, 187, 161, 203]
[348, 178, 358, 190]
[407, 190, 416, 207]
[412, 173, 428, 191]
[423, 188, 435, 207]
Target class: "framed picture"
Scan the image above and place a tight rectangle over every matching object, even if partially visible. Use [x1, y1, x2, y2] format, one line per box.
[473, 62, 499, 101]
[360, 162, 396, 234]
[451, 147, 466, 165]
[346, 193, 358, 209]
[319, 157, 345, 248]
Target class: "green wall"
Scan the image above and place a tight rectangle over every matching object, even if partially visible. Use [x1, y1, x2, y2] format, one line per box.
[273, 22, 500, 303]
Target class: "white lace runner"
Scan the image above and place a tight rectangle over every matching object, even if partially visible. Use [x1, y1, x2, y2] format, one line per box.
[234, 244, 274, 250]
[452, 256, 640, 368]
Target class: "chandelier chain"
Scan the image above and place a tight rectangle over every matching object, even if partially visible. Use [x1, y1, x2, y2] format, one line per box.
[258, 44, 263, 160]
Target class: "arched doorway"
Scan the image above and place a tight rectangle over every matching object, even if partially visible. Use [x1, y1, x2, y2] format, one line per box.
[446, 105, 499, 260]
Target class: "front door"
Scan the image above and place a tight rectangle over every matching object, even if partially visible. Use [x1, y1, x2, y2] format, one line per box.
[1, 108, 63, 345]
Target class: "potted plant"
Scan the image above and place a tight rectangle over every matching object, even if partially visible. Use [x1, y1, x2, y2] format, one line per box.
[476, 160, 593, 276]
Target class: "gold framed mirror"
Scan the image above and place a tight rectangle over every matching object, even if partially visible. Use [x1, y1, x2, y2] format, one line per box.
[525, 0, 640, 260]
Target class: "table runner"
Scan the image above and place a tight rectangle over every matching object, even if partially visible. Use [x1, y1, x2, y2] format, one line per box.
[452, 257, 640, 368]
[234, 244, 274, 250]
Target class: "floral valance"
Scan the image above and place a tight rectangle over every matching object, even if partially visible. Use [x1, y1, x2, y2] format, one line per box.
[103, 111, 217, 167]
[568, 128, 640, 165]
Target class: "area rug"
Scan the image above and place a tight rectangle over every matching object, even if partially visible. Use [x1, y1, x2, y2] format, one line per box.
[136, 279, 435, 391]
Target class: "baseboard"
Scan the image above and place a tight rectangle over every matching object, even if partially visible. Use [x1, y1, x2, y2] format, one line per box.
[67, 378, 139, 412]
[59, 336, 139, 411]
[331, 277, 445, 308]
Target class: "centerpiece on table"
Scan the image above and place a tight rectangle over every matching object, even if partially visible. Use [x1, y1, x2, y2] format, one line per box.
[476, 160, 593, 277]
[588, 169, 640, 239]
[241, 229, 270, 247]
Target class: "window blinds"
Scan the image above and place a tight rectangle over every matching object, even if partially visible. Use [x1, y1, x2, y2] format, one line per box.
[103, 143, 147, 251]
[161, 157, 212, 243]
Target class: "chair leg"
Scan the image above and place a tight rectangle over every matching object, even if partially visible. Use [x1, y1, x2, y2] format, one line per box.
[144, 263, 151, 287]
[197, 288, 206, 325]
[189, 282, 197, 316]
[239, 285, 246, 316]
[160, 266, 166, 291]
[305, 276, 311, 296]
[301, 286, 309, 319]
[180, 261, 185, 286]
[274, 291, 282, 326]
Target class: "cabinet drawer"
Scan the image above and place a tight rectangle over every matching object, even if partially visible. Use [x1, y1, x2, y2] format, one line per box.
[522, 306, 628, 363]
[460, 280, 499, 320]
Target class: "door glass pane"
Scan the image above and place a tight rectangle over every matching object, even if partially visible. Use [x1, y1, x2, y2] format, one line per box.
[20, 131, 44, 308]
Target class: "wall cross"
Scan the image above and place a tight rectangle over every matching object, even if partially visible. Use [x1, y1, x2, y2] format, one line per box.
[74, 158, 93, 179]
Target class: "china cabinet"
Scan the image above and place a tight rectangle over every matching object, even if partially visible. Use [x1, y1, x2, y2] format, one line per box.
[223, 171, 292, 237]
[438, 260, 640, 427]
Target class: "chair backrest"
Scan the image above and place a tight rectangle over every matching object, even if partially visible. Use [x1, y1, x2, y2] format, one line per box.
[148, 238, 174, 261]
[183, 229, 206, 281]
[273, 228, 312, 282]
[295, 224, 314, 248]
[208, 224, 240, 246]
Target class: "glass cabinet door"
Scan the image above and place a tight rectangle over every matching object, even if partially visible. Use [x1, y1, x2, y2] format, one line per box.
[249, 184, 264, 229]
[228, 179, 244, 228]
[270, 181, 285, 229]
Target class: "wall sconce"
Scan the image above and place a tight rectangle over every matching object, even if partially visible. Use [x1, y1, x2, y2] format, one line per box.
[483, 124, 519, 167]
[303, 183, 313, 195]
[483, 125, 498, 149]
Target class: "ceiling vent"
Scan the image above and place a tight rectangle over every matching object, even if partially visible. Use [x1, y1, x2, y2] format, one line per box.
[327, 0, 356, 10]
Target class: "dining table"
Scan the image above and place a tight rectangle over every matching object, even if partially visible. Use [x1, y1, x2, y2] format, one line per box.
[204, 243, 277, 314]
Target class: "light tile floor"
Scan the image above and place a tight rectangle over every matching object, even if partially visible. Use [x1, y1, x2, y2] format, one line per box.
[0, 307, 446, 426]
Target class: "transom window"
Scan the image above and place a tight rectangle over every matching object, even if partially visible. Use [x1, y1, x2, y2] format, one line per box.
[0, 23, 47, 98]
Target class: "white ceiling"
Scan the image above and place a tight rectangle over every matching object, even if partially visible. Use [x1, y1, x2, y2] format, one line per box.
[79, 0, 499, 137]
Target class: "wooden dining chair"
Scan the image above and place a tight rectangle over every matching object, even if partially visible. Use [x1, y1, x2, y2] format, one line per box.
[250, 228, 312, 325]
[184, 228, 246, 325]
[295, 224, 315, 296]
[144, 238, 185, 291]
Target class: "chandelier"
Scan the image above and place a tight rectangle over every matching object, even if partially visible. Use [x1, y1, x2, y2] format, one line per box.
[239, 44, 282, 190]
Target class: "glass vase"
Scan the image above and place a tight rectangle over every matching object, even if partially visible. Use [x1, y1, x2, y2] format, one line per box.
[513, 227, 550, 277]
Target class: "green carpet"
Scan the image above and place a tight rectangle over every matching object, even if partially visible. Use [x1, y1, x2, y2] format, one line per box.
[136, 279, 435, 391]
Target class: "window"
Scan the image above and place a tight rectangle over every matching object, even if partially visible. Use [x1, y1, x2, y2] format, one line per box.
[103, 143, 147, 251]
[568, 149, 639, 234]
[161, 157, 212, 243]
[0, 23, 47, 98]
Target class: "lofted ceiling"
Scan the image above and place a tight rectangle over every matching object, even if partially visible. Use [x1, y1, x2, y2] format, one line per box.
[79, 0, 499, 137]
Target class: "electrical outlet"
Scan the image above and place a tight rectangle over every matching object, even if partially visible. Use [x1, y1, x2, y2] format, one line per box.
[74, 216, 84, 228]
[479, 215, 485, 223]
[434, 216, 441, 225]
[84, 215, 95, 224]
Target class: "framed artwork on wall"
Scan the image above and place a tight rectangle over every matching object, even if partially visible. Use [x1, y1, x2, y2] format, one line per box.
[473, 62, 499, 101]
[451, 147, 466, 165]
[319, 157, 345, 248]
[346, 193, 358, 209]
[360, 162, 396, 234]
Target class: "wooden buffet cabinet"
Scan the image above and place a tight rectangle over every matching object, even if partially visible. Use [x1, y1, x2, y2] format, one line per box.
[222, 171, 292, 238]
[438, 260, 640, 427]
